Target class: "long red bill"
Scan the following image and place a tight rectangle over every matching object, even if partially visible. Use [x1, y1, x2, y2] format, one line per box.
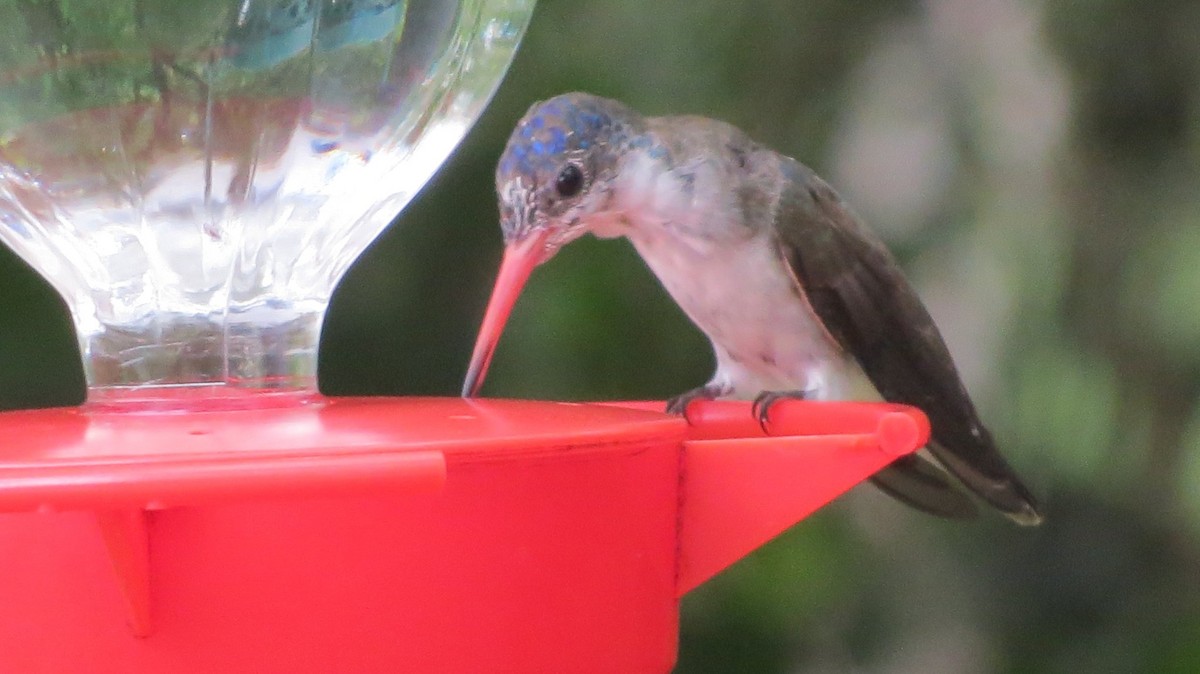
[461, 230, 551, 397]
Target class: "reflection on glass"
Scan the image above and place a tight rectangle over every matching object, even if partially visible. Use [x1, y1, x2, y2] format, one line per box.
[0, 0, 533, 405]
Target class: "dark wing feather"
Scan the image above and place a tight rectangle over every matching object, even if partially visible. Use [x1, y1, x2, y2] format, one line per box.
[773, 158, 1041, 525]
[871, 455, 978, 520]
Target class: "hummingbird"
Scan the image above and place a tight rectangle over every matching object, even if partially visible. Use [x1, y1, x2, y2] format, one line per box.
[461, 92, 1042, 525]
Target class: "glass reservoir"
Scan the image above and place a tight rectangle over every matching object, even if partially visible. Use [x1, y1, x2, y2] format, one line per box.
[0, 0, 533, 405]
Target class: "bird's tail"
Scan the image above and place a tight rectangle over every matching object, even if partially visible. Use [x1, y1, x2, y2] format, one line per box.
[929, 441, 1044, 526]
[869, 454, 979, 520]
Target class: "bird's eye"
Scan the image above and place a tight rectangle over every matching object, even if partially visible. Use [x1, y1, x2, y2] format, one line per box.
[555, 163, 584, 197]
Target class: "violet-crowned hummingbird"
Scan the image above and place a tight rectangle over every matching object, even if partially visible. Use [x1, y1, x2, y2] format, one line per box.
[461, 92, 1041, 525]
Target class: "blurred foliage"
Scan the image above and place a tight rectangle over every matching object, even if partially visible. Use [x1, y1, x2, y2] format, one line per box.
[3, 0, 1200, 671]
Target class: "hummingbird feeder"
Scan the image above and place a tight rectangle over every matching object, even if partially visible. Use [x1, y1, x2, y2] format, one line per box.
[0, 1, 928, 672]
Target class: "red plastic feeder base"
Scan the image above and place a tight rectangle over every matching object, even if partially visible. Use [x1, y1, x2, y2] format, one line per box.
[0, 396, 926, 673]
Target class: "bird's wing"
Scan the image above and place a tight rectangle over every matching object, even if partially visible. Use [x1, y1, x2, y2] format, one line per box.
[771, 157, 1041, 525]
[870, 455, 978, 520]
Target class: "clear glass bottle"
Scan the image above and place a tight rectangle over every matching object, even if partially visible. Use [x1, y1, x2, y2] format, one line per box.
[0, 0, 534, 408]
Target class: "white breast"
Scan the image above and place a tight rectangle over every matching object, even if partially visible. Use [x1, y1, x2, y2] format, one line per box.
[626, 223, 877, 401]
[606, 149, 879, 401]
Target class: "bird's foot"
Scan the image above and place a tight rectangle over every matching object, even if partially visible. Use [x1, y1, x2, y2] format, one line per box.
[752, 389, 814, 433]
[665, 383, 730, 421]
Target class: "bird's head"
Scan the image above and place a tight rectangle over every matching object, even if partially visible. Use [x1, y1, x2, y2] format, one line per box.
[463, 92, 644, 396]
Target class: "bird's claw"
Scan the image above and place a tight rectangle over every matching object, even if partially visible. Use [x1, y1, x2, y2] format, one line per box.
[665, 384, 727, 422]
[751, 389, 812, 434]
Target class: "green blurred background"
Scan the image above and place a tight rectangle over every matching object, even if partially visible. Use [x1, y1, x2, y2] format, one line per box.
[4, 0, 1200, 671]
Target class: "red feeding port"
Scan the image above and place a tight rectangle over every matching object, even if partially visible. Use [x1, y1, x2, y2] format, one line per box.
[0, 395, 926, 673]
